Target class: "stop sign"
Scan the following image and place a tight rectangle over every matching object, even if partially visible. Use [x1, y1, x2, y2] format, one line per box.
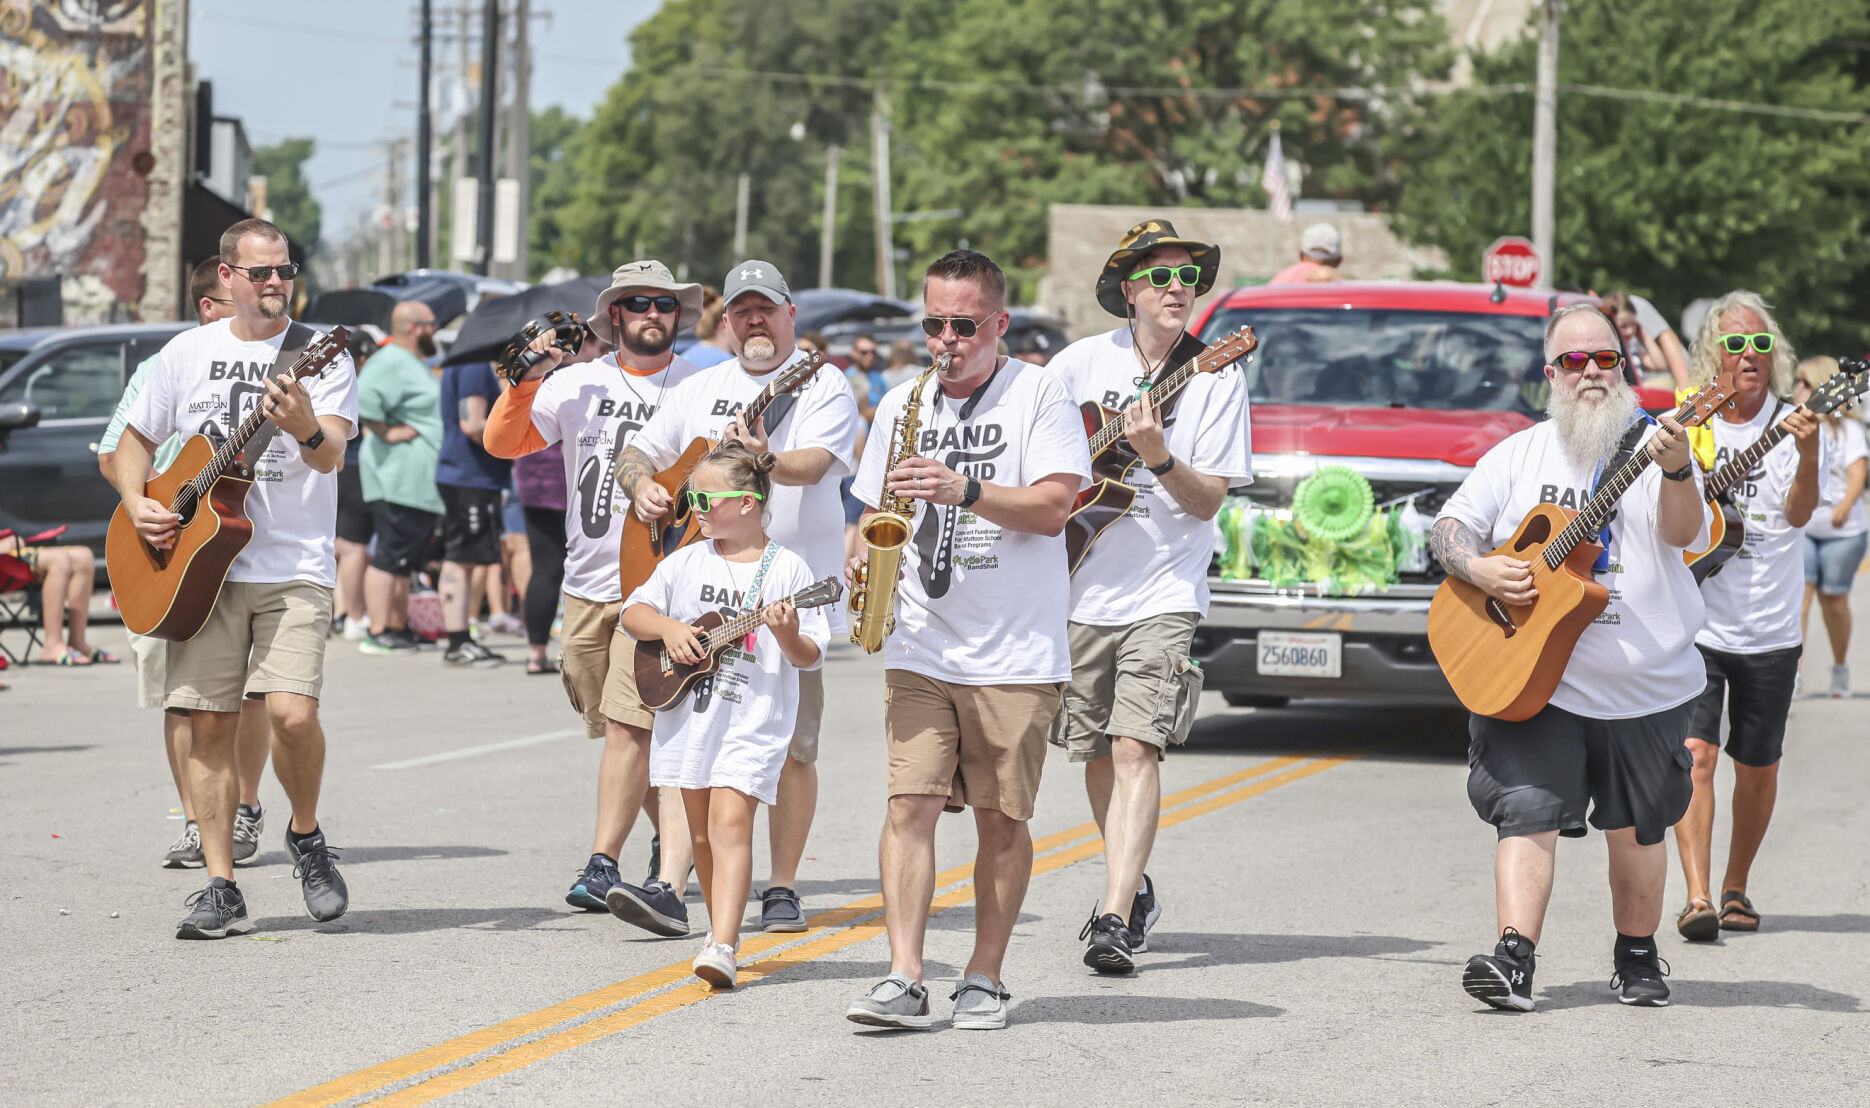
[1482, 236, 1541, 288]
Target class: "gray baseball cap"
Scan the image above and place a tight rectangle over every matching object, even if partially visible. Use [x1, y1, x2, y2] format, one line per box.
[723, 259, 791, 307]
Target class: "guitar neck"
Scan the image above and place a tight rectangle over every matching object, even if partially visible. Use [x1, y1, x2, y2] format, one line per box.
[1546, 406, 1685, 566]
[1089, 357, 1201, 455]
[177, 398, 277, 508]
[689, 586, 818, 658]
[743, 381, 780, 428]
[1706, 417, 1795, 500]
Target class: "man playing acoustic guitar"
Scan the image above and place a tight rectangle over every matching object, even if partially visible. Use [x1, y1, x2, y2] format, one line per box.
[1430, 304, 1707, 1009]
[1043, 221, 1252, 973]
[114, 218, 359, 939]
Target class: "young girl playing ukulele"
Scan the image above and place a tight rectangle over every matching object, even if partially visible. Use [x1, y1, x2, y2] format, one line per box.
[620, 443, 828, 988]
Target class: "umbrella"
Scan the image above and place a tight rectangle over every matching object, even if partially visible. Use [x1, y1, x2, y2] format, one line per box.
[440, 274, 611, 367]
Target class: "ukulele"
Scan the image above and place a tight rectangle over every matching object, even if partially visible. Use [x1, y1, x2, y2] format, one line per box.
[633, 576, 844, 710]
[107, 327, 351, 641]
[616, 351, 828, 602]
[1682, 358, 1868, 584]
[1426, 369, 1738, 721]
[496, 311, 595, 386]
[1063, 327, 1257, 574]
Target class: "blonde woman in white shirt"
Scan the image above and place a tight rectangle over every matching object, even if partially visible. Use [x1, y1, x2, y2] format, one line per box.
[1795, 356, 1869, 697]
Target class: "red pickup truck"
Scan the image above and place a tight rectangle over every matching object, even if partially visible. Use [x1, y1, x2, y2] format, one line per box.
[1188, 281, 1672, 708]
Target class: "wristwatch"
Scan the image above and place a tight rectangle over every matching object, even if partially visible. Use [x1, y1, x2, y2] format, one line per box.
[1147, 456, 1177, 477]
[1662, 462, 1693, 482]
[298, 427, 327, 452]
[960, 476, 982, 509]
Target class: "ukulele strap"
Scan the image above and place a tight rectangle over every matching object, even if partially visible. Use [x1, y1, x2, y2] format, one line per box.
[739, 540, 781, 651]
[238, 321, 318, 470]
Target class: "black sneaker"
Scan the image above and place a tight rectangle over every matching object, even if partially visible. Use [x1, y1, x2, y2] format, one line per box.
[1080, 909, 1136, 974]
[358, 631, 417, 656]
[760, 886, 807, 933]
[443, 640, 506, 668]
[605, 879, 691, 936]
[565, 854, 622, 911]
[1127, 874, 1162, 952]
[177, 877, 253, 939]
[1612, 947, 1672, 1007]
[1463, 928, 1536, 1011]
[389, 627, 437, 652]
[287, 827, 349, 922]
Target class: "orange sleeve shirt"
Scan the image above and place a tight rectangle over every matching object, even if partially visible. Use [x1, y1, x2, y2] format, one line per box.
[485, 378, 548, 458]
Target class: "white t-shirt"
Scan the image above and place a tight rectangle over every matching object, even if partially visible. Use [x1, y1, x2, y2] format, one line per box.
[527, 353, 703, 602]
[126, 318, 359, 587]
[631, 349, 861, 635]
[1439, 419, 1709, 719]
[852, 359, 1092, 684]
[1047, 328, 1254, 624]
[1807, 418, 1869, 540]
[1698, 401, 1824, 653]
[625, 541, 828, 806]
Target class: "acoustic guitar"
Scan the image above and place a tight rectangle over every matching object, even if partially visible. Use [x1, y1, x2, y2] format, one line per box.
[1062, 326, 1258, 574]
[616, 351, 828, 603]
[1682, 358, 1869, 583]
[1426, 370, 1738, 721]
[633, 576, 844, 710]
[107, 327, 352, 641]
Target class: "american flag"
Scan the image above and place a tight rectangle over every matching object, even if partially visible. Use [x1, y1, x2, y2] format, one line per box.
[1261, 131, 1293, 223]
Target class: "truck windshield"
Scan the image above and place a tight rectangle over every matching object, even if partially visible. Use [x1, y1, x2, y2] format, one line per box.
[1200, 307, 1551, 416]
[0, 349, 27, 376]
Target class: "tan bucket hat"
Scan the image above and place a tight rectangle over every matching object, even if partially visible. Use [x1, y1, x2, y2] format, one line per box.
[591, 259, 703, 345]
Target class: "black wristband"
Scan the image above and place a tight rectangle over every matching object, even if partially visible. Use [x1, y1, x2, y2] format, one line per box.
[298, 427, 327, 452]
[1662, 463, 1693, 482]
[961, 476, 982, 509]
[1147, 456, 1176, 477]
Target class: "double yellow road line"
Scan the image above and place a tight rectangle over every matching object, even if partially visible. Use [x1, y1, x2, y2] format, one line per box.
[270, 751, 1357, 1107]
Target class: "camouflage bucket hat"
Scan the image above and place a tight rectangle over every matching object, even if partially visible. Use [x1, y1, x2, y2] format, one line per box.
[1095, 218, 1221, 317]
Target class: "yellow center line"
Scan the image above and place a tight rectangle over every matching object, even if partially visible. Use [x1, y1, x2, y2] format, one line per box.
[267, 753, 1327, 1108]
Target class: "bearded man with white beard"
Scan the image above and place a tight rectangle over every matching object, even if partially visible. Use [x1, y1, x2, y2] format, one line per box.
[1429, 304, 1711, 1011]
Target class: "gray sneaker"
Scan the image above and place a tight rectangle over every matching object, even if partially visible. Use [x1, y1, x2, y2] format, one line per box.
[164, 820, 203, 869]
[232, 804, 264, 866]
[950, 973, 1011, 1030]
[846, 973, 933, 1030]
[1831, 664, 1850, 699]
[176, 876, 253, 940]
[286, 827, 349, 922]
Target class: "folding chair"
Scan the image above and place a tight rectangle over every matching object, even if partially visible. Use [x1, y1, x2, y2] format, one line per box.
[0, 525, 67, 666]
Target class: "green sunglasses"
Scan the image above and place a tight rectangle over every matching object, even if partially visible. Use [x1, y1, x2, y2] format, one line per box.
[1128, 264, 1202, 288]
[685, 489, 764, 513]
[1720, 332, 1775, 355]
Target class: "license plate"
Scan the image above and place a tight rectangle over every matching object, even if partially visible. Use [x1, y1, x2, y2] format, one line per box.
[1256, 631, 1342, 679]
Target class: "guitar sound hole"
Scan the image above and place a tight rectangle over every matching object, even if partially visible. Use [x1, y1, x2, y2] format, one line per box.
[1512, 514, 1552, 553]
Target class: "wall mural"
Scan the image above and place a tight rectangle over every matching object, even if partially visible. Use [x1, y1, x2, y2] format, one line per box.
[0, 0, 152, 322]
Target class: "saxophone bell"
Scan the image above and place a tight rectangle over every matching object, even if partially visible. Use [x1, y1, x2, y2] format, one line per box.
[849, 359, 942, 653]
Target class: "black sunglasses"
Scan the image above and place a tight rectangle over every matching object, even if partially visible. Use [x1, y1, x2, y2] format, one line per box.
[226, 262, 300, 282]
[618, 295, 680, 315]
[921, 314, 995, 339]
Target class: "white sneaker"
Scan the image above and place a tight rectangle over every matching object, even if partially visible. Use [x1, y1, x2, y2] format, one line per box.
[487, 612, 525, 636]
[1831, 664, 1850, 699]
[693, 941, 738, 989]
[342, 617, 370, 642]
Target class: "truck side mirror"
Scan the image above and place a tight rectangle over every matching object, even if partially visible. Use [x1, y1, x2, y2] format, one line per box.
[0, 399, 42, 431]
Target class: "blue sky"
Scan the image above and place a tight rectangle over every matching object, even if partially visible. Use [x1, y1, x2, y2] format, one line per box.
[189, 0, 661, 234]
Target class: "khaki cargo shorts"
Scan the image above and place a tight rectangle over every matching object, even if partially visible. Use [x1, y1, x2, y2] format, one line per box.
[884, 669, 1061, 821]
[128, 629, 168, 711]
[1052, 612, 1204, 763]
[164, 581, 331, 713]
[559, 594, 653, 735]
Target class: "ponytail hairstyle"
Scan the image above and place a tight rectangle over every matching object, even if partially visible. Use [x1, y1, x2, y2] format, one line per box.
[699, 440, 777, 507]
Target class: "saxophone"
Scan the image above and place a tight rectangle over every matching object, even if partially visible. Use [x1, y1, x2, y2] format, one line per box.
[849, 356, 947, 652]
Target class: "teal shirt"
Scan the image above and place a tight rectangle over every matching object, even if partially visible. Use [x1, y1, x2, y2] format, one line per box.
[101, 354, 186, 474]
[356, 344, 445, 513]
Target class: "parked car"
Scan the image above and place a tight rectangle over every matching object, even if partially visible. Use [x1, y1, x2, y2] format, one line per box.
[0, 322, 192, 566]
[1187, 281, 1672, 708]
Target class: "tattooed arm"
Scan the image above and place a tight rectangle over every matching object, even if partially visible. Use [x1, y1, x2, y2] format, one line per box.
[1430, 516, 1538, 604]
[616, 445, 673, 521]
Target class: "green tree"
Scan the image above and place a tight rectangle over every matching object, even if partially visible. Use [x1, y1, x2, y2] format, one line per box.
[251, 138, 322, 255]
[527, 105, 586, 278]
[1394, 0, 1870, 352]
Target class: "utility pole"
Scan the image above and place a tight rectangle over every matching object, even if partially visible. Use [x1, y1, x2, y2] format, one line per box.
[819, 144, 839, 288]
[378, 140, 398, 278]
[871, 88, 894, 299]
[474, 0, 500, 275]
[502, 0, 532, 280]
[416, 0, 433, 268]
[450, 0, 471, 265]
[1530, 0, 1557, 289]
[733, 173, 750, 258]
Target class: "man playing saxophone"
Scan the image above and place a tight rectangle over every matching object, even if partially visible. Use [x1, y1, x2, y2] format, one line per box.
[843, 250, 1091, 1032]
[847, 355, 945, 653]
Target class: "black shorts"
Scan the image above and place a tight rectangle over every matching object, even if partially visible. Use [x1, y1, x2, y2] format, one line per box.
[368, 501, 439, 575]
[1467, 700, 1696, 846]
[335, 463, 373, 545]
[1690, 644, 1801, 768]
[439, 484, 503, 565]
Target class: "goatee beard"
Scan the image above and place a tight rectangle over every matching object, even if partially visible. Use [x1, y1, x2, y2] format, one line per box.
[1548, 379, 1638, 469]
[622, 326, 672, 358]
[742, 336, 777, 361]
[257, 296, 287, 321]
[416, 334, 438, 358]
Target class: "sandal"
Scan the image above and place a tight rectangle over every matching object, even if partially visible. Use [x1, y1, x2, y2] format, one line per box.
[526, 657, 560, 676]
[1719, 891, 1760, 932]
[1676, 898, 1720, 942]
[83, 647, 120, 664]
[44, 646, 91, 666]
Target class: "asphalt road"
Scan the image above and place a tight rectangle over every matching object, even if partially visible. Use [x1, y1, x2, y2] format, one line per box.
[3, 593, 1867, 1106]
